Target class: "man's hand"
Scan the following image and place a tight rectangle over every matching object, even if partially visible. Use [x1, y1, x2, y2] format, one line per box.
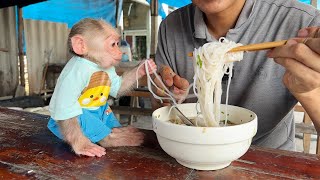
[297, 26, 320, 38]
[151, 65, 189, 109]
[267, 27, 320, 133]
[267, 38, 320, 94]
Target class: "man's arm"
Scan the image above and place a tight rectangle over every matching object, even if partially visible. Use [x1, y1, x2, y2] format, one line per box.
[268, 36, 320, 133]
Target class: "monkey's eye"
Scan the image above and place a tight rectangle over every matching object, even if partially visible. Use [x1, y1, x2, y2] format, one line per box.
[100, 93, 103, 96]
[90, 95, 94, 98]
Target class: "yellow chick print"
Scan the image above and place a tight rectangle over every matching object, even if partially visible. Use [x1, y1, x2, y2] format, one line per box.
[78, 71, 111, 108]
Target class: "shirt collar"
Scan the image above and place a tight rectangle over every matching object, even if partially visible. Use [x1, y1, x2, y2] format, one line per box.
[193, 7, 209, 40]
[193, 0, 255, 41]
[75, 56, 100, 68]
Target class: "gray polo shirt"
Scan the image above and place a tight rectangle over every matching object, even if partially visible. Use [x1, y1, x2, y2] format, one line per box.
[155, 0, 320, 150]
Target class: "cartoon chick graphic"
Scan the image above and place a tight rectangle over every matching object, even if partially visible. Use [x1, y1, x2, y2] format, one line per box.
[78, 71, 111, 108]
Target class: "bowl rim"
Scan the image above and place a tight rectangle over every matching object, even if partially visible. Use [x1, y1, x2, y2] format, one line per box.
[152, 103, 258, 144]
[152, 103, 257, 129]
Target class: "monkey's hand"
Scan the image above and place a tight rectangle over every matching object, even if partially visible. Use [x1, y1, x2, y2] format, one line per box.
[71, 135, 106, 157]
[58, 118, 106, 157]
[98, 126, 144, 147]
[138, 59, 157, 77]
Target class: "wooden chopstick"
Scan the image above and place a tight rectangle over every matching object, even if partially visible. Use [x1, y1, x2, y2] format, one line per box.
[187, 40, 287, 57]
[228, 40, 287, 53]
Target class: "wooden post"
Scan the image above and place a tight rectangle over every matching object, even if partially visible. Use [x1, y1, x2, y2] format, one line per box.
[115, 0, 119, 27]
[303, 113, 312, 153]
[316, 136, 320, 155]
[150, 0, 158, 59]
[311, 0, 317, 8]
[18, 7, 25, 87]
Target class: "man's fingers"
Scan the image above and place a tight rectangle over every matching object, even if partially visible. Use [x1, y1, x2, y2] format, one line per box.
[268, 39, 320, 72]
[159, 65, 175, 86]
[150, 65, 190, 106]
[297, 27, 320, 38]
[153, 76, 168, 96]
[286, 38, 320, 62]
[297, 38, 320, 55]
[155, 87, 168, 97]
[172, 86, 187, 95]
[173, 75, 189, 90]
[273, 57, 320, 90]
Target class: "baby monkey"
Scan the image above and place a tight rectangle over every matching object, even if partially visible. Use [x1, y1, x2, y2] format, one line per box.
[48, 18, 157, 157]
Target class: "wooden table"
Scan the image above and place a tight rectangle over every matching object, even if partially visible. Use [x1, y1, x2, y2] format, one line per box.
[1, 107, 320, 179]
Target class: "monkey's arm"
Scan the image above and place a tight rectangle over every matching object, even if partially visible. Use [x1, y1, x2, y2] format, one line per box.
[116, 66, 141, 97]
[57, 117, 106, 157]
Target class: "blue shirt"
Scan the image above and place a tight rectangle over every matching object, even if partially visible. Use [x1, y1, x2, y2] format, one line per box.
[49, 56, 122, 120]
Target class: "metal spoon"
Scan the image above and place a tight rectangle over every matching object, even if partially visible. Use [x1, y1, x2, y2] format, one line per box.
[172, 106, 195, 126]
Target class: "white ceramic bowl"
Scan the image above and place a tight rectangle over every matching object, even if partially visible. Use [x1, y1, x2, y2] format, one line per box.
[152, 103, 257, 170]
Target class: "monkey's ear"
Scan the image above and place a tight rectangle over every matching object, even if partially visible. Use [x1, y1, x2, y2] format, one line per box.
[71, 35, 87, 55]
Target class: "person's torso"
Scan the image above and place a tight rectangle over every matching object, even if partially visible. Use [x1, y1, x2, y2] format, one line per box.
[155, 0, 320, 150]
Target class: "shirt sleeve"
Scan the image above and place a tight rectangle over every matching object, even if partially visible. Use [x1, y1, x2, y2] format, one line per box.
[107, 66, 122, 98]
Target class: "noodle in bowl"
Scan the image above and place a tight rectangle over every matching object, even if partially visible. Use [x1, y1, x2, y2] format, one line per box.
[192, 38, 244, 127]
[151, 38, 257, 170]
[152, 103, 257, 170]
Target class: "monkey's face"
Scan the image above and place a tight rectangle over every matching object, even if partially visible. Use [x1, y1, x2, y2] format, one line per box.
[86, 32, 122, 69]
[104, 34, 122, 63]
[98, 33, 122, 69]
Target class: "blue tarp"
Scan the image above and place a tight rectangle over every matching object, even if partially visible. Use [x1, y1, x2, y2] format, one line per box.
[22, 0, 192, 27]
[20, 0, 317, 55]
[23, 0, 117, 28]
[300, 0, 312, 5]
[146, 0, 191, 19]
[22, 0, 316, 28]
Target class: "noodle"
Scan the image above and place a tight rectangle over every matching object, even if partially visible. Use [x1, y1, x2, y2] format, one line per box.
[136, 38, 243, 127]
[192, 38, 243, 127]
